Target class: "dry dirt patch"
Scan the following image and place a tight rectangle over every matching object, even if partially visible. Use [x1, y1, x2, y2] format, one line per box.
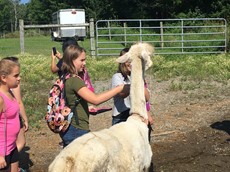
[20, 78, 230, 172]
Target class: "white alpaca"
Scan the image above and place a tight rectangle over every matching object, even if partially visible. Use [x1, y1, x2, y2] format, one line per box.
[48, 42, 154, 172]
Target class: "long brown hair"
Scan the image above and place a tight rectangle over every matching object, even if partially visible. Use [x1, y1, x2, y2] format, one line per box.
[61, 45, 86, 75]
[117, 48, 130, 81]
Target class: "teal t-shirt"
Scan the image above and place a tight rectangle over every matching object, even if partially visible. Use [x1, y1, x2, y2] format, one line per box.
[65, 77, 90, 131]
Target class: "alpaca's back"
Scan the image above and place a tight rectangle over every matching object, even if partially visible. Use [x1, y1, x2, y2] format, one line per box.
[49, 117, 152, 172]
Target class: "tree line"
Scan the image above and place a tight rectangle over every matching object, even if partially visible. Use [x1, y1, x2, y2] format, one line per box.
[1, 0, 230, 34]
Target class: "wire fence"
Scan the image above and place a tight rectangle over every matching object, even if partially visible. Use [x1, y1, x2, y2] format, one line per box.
[0, 18, 228, 57]
[96, 18, 227, 56]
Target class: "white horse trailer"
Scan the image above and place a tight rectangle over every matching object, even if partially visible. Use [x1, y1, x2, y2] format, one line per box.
[52, 9, 86, 41]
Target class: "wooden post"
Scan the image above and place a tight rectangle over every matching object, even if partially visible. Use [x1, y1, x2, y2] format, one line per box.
[89, 18, 96, 58]
[19, 19, 25, 54]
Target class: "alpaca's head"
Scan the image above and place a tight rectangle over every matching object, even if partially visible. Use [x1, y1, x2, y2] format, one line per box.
[116, 42, 154, 70]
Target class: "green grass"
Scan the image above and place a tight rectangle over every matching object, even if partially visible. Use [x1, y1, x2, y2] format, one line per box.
[0, 36, 230, 129]
[0, 36, 91, 57]
[150, 54, 230, 82]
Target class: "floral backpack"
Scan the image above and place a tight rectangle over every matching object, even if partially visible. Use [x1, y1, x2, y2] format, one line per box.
[45, 74, 81, 133]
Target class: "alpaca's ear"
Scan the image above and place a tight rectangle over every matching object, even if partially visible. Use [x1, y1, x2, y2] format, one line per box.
[141, 51, 153, 70]
[145, 57, 153, 70]
[116, 53, 130, 63]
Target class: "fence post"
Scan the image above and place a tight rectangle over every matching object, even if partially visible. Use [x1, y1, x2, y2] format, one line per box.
[89, 18, 96, 58]
[181, 20, 184, 53]
[139, 20, 142, 42]
[108, 21, 111, 41]
[124, 23, 127, 46]
[160, 22, 164, 48]
[19, 19, 25, 54]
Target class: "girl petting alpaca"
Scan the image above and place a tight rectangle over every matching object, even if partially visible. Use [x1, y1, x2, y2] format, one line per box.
[0, 58, 21, 172]
[59, 45, 128, 147]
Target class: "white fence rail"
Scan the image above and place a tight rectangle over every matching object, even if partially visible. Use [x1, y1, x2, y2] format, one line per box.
[19, 19, 96, 57]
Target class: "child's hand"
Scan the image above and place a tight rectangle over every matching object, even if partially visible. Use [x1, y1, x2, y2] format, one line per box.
[55, 51, 62, 59]
[51, 50, 56, 60]
[51, 50, 62, 60]
[24, 120, 29, 132]
[88, 105, 96, 111]
[0, 156, 6, 169]
[147, 112, 154, 125]
[121, 84, 130, 93]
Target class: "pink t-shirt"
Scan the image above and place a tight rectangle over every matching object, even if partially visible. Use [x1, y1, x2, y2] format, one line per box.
[0, 92, 20, 156]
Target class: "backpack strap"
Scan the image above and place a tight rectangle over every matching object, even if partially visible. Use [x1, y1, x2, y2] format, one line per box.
[63, 73, 82, 125]
[71, 98, 81, 125]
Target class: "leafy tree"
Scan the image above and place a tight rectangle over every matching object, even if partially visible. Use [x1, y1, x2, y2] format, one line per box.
[210, 0, 230, 21]
[9, 0, 20, 31]
[0, 0, 10, 32]
[18, 3, 29, 22]
[82, 0, 115, 21]
[1, 0, 27, 32]
[0, 0, 21, 32]
[1, 0, 230, 33]
[26, 0, 86, 24]
[27, 0, 51, 24]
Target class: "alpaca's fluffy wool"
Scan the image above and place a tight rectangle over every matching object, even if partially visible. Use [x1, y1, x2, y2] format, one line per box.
[48, 42, 154, 172]
[116, 42, 154, 120]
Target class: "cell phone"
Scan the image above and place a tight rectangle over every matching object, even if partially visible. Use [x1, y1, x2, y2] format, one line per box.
[52, 47, 57, 55]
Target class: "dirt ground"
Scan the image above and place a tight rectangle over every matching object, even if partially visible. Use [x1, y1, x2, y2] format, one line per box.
[19, 77, 230, 172]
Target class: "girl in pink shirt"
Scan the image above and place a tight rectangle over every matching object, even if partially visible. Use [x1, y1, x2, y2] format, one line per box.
[0, 57, 20, 172]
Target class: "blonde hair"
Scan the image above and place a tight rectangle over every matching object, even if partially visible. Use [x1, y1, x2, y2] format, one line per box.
[0, 57, 20, 84]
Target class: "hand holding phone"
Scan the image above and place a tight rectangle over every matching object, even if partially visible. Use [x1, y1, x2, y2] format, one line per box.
[52, 47, 57, 55]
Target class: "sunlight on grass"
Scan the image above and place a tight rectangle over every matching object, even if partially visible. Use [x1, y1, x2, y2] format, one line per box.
[1, 50, 230, 129]
[151, 54, 230, 83]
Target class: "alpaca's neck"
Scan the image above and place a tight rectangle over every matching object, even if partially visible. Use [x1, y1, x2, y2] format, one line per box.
[130, 58, 148, 119]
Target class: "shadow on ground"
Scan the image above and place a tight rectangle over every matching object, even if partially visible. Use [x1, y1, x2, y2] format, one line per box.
[210, 120, 230, 139]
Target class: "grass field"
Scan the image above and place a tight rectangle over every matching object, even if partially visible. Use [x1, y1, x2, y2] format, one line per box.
[0, 36, 229, 128]
[0, 36, 91, 57]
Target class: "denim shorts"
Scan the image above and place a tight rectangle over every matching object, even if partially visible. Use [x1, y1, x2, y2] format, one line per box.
[59, 125, 89, 147]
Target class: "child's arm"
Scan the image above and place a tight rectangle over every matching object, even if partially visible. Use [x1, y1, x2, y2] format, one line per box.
[12, 85, 29, 131]
[77, 84, 128, 105]
[51, 50, 61, 74]
[147, 111, 154, 125]
[0, 96, 3, 113]
[144, 79, 150, 102]
[144, 87, 150, 102]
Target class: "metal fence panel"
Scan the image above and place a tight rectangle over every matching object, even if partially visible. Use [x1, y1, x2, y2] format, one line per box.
[96, 18, 227, 56]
